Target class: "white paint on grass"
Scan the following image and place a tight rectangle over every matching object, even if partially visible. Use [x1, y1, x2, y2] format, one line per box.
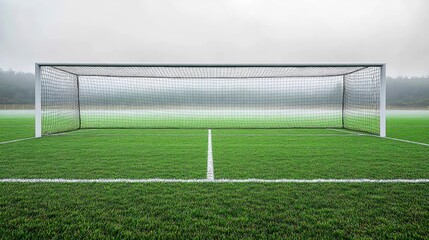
[328, 128, 429, 147]
[330, 128, 429, 147]
[328, 128, 368, 135]
[1, 178, 429, 183]
[0, 125, 33, 128]
[51, 129, 99, 136]
[207, 129, 214, 180]
[214, 133, 364, 137]
[0, 137, 35, 145]
[383, 137, 429, 147]
[52, 133, 364, 137]
[52, 133, 208, 137]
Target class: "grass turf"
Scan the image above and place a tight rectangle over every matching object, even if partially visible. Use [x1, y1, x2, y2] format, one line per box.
[0, 183, 428, 239]
[0, 110, 34, 142]
[213, 129, 429, 179]
[0, 110, 428, 238]
[2, 128, 427, 179]
[387, 111, 429, 143]
[0, 129, 207, 179]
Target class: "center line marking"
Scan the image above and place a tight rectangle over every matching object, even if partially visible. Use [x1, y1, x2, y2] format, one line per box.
[207, 129, 214, 180]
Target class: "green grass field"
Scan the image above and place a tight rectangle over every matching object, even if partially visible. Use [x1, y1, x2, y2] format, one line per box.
[1, 110, 428, 238]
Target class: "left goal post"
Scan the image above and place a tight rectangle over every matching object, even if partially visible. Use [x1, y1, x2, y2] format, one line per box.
[35, 63, 42, 138]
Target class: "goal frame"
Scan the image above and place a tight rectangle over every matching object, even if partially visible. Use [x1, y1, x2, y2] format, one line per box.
[34, 63, 386, 138]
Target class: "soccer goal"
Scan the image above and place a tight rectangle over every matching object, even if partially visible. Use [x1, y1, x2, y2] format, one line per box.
[35, 63, 386, 137]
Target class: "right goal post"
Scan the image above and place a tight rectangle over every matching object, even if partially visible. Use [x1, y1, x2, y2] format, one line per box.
[35, 63, 386, 137]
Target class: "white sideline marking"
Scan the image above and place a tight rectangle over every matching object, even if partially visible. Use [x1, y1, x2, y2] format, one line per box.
[0, 137, 35, 145]
[383, 137, 429, 147]
[1, 178, 429, 183]
[207, 129, 214, 180]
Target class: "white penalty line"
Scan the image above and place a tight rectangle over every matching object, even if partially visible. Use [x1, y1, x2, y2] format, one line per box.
[1, 178, 429, 183]
[207, 129, 214, 180]
[0, 137, 35, 145]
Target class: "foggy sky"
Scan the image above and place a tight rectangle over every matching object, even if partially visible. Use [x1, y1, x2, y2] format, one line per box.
[0, 0, 428, 77]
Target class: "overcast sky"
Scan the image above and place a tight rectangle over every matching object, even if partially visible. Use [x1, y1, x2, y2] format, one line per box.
[0, 0, 428, 76]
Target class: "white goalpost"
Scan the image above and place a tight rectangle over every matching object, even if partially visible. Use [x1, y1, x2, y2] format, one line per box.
[35, 63, 386, 137]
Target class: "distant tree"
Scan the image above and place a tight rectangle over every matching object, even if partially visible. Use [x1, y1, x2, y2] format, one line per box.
[0, 68, 34, 104]
[387, 76, 429, 108]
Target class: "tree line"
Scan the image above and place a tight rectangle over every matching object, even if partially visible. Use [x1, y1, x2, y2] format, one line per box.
[0, 68, 34, 104]
[386, 76, 429, 108]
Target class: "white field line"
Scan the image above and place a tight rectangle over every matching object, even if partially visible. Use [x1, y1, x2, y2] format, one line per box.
[214, 133, 364, 137]
[0, 125, 33, 128]
[328, 128, 368, 135]
[51, 129, 99, 136]
[331, 129, 429, 147]
[382, 136, 429, 147]
[1, 178, 429, 183]
[207, 129, 214, 180]
[52, 133, 208, 137]
[50, 133, 364, 137]
[0, 137, 35, 145]
[73, 129, 100, 133]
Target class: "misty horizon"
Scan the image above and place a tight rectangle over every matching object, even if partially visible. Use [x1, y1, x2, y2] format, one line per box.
[1, 0, 429, 77]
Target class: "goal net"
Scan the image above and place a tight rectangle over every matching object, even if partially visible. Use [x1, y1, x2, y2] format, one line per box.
[36, 64, 385, 136]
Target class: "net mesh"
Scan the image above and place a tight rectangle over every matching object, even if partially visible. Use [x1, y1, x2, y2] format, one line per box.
[343, 67, 381, 134]
[39, 65, 382, 135]
[41, 67, 79, 134]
